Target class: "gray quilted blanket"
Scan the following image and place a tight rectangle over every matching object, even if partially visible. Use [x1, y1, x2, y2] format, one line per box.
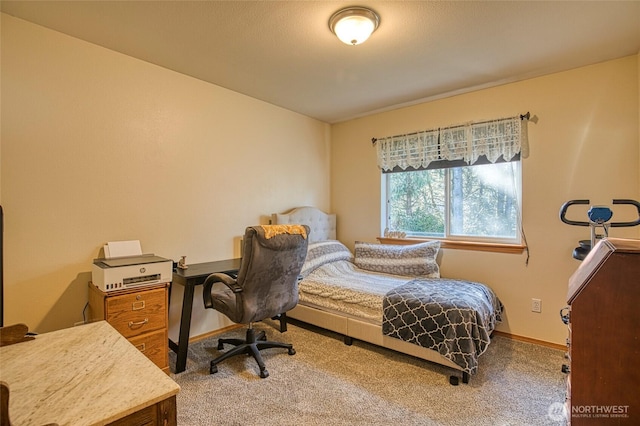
[382, 278, 503, 375]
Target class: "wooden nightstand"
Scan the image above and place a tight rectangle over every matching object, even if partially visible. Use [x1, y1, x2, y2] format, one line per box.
[88, 282, 170, 374]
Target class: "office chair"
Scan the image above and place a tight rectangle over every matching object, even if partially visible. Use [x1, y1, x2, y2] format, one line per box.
[202, 225, 309, 378]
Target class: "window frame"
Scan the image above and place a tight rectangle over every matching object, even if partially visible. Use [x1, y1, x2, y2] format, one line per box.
[381, 161, 524, 249]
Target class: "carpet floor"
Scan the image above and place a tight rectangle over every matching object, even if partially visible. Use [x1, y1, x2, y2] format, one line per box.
[170, 320, 567, 426]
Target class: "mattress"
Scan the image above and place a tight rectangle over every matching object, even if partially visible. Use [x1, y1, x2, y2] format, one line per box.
[299, 259, 412, 324]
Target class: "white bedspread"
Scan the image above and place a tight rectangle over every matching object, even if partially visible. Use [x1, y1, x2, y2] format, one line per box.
[299, 260, 412, 323]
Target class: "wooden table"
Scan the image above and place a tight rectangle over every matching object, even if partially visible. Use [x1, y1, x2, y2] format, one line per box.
[0, 321, 180, 425]
[170, 258, 241, 373]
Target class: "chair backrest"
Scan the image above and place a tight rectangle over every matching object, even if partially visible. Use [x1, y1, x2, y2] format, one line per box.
[234, 225, 309, 324]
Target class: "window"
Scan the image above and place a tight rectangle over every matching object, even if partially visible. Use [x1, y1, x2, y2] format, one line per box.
[376, 114, 528, 245]
[384, 161, 521, 243]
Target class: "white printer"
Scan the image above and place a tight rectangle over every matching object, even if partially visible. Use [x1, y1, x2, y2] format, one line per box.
[91, 241, 173, 292]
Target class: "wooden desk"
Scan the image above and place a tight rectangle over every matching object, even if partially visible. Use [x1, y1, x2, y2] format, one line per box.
[0, 321, 180, 426]
[170, 258, 241, 373]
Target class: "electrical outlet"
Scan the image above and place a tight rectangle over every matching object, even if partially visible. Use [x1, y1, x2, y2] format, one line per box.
[531, 298, 542, 313]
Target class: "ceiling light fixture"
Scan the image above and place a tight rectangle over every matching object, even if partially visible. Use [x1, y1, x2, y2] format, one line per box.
[329, 6, 380, 46]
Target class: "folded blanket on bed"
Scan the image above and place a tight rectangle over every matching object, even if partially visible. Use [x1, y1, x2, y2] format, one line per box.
[382, 278, 503, 375]
[260, 224, 308, 240]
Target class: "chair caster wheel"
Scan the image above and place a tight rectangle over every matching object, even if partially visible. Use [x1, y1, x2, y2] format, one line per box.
[210, 362, 218, 375]
[260, 369, 269, 378]
[217, 341, 224, 350]
[288, 347, 296, 355]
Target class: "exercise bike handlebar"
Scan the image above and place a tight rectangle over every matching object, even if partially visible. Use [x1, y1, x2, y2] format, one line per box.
[610, 199, 640, 227]
[559, 199, 590, 226]
[559, 199, 640, 227]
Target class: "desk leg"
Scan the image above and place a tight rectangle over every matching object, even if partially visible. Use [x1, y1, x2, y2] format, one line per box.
[173, 284, 195, 374]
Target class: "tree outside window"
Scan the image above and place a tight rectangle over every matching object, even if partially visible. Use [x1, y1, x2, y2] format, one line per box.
[386, 161, 520, 242]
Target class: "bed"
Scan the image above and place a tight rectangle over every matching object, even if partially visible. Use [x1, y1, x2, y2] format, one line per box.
[273, 206, 503, 383]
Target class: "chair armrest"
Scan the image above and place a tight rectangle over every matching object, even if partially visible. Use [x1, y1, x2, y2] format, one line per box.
[203, 273, 242, 310]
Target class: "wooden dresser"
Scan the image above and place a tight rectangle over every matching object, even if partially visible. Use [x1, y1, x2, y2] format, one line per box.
[562, 238, 640, 425]
[89, 282, 170, 373]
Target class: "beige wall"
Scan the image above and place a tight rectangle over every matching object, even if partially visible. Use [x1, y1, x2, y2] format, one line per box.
[1, 14, 331, 336]
[2, 14, 639, 347]
[331, 56, 640, 345]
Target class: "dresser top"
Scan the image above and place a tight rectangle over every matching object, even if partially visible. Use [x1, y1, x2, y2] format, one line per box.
[0, 321, 180, 426]
[601, 237, 640, 252]
[568, 237, 640, 303]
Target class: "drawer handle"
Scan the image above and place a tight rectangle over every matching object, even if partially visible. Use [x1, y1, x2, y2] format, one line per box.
[132, 301, 146, 311]
[128, 318, 149, 328]
[135, 343, 146, 352]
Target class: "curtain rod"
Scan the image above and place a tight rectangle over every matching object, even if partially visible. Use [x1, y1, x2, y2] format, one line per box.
[371, 112, 530, 146]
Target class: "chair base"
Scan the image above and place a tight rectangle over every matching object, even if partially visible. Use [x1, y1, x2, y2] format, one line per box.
[210, 327, 295, 378]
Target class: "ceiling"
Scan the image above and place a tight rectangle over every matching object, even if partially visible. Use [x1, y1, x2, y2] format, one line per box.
[2, 1, 639, 124]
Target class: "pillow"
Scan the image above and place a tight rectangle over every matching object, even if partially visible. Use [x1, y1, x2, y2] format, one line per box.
[301, 240, 354, 278]
[354, 241, 440, 278]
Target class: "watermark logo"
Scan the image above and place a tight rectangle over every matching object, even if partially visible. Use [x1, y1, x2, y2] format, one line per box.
[571, 405, 629, 419]
[548, 402, 631, 422]
[548, 402, 567, 422]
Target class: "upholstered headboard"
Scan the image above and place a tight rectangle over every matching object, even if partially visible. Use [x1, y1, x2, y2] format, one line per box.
[272, 207, 336, 243]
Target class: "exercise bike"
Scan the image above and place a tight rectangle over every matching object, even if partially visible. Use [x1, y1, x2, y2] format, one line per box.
[559, 199, 640, 260]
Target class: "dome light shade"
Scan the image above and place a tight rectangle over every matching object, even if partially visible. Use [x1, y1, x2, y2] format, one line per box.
[329, 7, 380, 45]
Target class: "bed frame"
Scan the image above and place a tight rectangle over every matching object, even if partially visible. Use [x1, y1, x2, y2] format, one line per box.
[273, 206, 469, 383]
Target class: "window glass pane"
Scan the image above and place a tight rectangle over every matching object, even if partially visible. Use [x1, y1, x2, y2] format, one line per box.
[387, 169, 446, 237]
[385, 162, 521, 242]
[449, 162, 519, 238]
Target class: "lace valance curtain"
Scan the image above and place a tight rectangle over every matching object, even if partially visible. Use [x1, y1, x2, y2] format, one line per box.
[376, 115, 529, 173]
